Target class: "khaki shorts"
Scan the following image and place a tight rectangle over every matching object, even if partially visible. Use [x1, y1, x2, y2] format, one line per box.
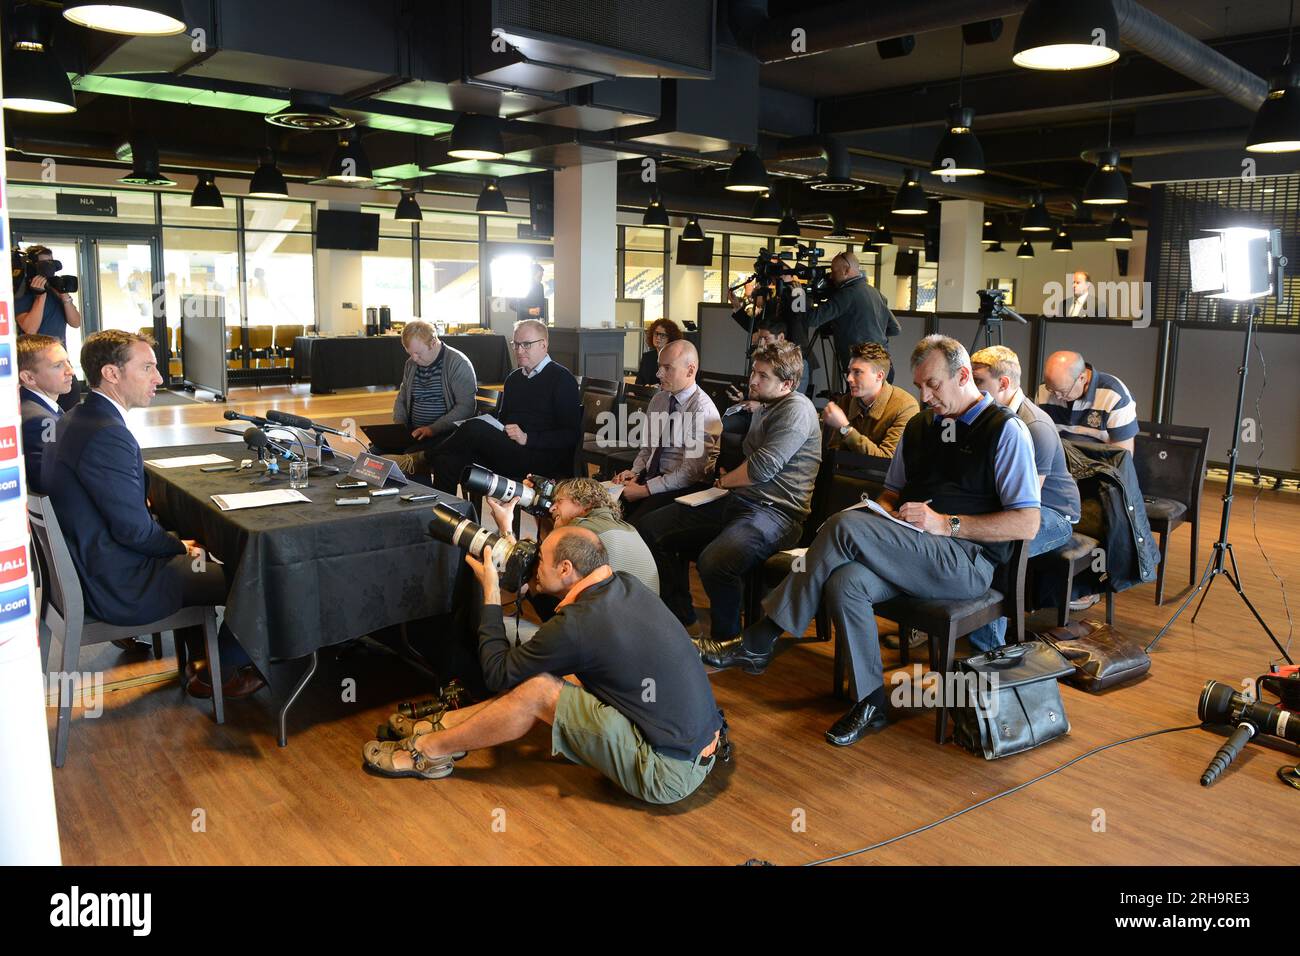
[552, 683, 714, 805]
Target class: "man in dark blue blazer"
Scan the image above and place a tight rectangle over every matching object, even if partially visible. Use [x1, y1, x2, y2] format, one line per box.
[17, 334, 73, 494]
[46, 330, 264, 698]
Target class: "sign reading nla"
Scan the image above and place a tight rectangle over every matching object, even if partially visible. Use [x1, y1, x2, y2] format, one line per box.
[1188, 226, 1279, 300]
[489, 254, 537, 300]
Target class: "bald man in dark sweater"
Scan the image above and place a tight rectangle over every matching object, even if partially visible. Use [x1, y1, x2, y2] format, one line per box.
[426, 319, 581, 493]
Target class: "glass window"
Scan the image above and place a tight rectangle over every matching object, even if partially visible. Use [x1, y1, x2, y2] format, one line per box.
[419, 209, 479, 242]
[916, 250, 938, 313]
[727, 233, 775, 293]
[623, 249, 665, 322]
[623, 226, 668, 251]
[363, 237, 415, 325]
[162, 228, 242, 335]
[420, 239, 481, 330]
[242, 198, 313, 232]
[244, 231, 315, 329]
[483, 214, 529, 242]
[161, 192, 237, 229]
[8, 183, 157, 224]
[363, 204, 418, 239]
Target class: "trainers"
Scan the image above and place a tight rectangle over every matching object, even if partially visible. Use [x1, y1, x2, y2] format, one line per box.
[362, 739, 454, 780]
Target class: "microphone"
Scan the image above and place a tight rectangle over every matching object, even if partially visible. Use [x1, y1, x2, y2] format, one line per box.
[224, 409, 270, 427]
[242, 426, 269, 450]
[266, 409, 349, 437]
[214, 426, 247, 437]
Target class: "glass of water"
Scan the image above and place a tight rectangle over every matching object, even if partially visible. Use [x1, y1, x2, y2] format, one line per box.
[289, 460, 309, 489]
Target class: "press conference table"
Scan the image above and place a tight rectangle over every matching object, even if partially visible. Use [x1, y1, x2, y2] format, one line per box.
[143, 440, 474, 745]
[295, 333, 513, 393]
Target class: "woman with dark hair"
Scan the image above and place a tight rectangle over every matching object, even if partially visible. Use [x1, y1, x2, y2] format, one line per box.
[635, 318, 683, 386]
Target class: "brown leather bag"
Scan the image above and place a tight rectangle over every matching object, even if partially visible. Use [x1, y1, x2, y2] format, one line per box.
[1033, 620, 1151, 692]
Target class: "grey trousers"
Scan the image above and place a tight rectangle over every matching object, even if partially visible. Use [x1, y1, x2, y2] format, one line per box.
[762, 510, 995, 701]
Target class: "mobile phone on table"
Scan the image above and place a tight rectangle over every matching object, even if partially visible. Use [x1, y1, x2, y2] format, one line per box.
[336, 480, 366, 489]
[335, 497, 371, 506]
[400, 492, 438, 502]
[370, 487, 400, 497]
[200, 464, 239, 473]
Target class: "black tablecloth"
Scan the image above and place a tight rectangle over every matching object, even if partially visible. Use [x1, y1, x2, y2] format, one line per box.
[296, 333, 512, 393]
[144, 442, 474, 687]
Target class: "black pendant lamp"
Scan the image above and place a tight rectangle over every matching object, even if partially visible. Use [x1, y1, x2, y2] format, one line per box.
[892, 167, 929, 215]
[395, 191, 423, 222]
[326, 135, 373, 184]
[1051, 227, 1074, 252]
[63, 0, 186, 36]
[118, 136, 175, 186]
[642, 195, 670, 228]
[1248, 57, 1300, 152]
[777, 211, 801, 241]
[476, 179, 510, 216]
[1016, 240, 1035, 259]
[190, 172, 223, 208]
[981, 219, 998, 245]
[873, 224, 893, 246]
[248, 149, 289, 198]
[931, 42, 984, 176]
[1106, 213, 1133, 242]
[1013, 0, 1120, 71]
[1083, 149, 1128, 204]
[725, 148, 769, 192]
[681, 217, 706, 242]
[988, 241, 1006, 253]
[1022, 192, 1053, 232]
[750, 190, 783, 223]
[2, 6, 76, 114]
[449, 114, 504, 161]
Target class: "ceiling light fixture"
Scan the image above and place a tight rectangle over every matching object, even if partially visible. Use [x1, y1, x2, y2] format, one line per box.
[2, 6, 76, 114]
[725, 148, 769, 192]
[190, 171, 223, 208]
[476, 179, 510, 216]
[1083, 148, 1129, 204]
[118, 136, 175, 186]
[642, 194, 670, 228]
[62, 0, 186, 36]
[982, 219, 999, 244]
[681, 217, 706, 242]
[247, 149, 289, 198]
[777, 211, 801, 241]
[395, 191, 423, 222]
[1106, 213, 1133, 242]
[1021, 192, 1053, 232]
[931, 40, 985, 177]
[1247, 2, 1300, 154]
[1017, 240, 1035, 258]
[326, 134, 373, 184]
[449, 113, 505, 161]
[1051, 227, 1074, 252]
[1013, 0, 1121, 71]
[892, 167, 929, 215]
[749, 190, 782, 223]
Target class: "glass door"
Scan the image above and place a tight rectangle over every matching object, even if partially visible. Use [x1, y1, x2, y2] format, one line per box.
[10, 235, 88, 376]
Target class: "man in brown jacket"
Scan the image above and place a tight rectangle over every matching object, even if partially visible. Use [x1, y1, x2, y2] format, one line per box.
[821, 342, 918, 458]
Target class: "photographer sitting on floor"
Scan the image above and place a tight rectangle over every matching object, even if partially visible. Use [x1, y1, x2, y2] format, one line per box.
[362, 527, 724, 805]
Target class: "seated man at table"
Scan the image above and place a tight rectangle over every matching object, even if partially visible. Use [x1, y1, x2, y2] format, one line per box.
[611, 339, 721, 526]
[425, 319, 581, 495]
[363, 527, 724, 804]
[638, 341, 821, 643]
[1036, 350, 1138, 454]
[46, 330, 264, 698]
[701, 335, 1040, 747]
[381, 319, 478, 472]
[821, 342, 918, 459]
[17, 334, 75, 493]
[486, 477, 660, 619]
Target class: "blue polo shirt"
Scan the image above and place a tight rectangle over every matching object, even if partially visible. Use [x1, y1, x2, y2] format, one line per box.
[884, 391, 1041, 511]
[1035, 364, 1138, 445]
[14, 289, 71, 342]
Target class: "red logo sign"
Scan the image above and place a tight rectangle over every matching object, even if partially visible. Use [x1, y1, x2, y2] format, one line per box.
[0, 301, 8, 337]
[0, 545, 27, 584]
[0, 425, 16, 462]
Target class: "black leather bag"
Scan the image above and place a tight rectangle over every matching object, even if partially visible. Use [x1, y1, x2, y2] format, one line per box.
[952, 640, 1074, 760]
[1035, 620, 1151, 692]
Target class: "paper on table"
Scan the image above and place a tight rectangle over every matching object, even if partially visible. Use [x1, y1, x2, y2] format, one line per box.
[146, 454, 233, 469]
[844, 496, 924, 533]
[211, 489, 311, 512]
[675, 486, 729, 507]
[454, 414, 504, 431]
[602, 481, 624, 502]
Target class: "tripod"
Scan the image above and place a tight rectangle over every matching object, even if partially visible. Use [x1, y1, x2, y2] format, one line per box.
[970, 315, 1004, 353]
[1146, 304, 1293, 663]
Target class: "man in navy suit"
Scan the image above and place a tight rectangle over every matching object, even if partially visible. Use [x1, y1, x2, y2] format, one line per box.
[17, 334, 73, 494]
[46, 330, 264, 698]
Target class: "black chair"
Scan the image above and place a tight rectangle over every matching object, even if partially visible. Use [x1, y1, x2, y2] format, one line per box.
[582, 393, 650, 479]
[623, 382, 659, 402]
[874, 538, 1030, 743]
[1133, 420, 1211, 605]
[575, 388, 618, 477]
[27, 495, 225, 767]
[1033, 532, 1114, 626]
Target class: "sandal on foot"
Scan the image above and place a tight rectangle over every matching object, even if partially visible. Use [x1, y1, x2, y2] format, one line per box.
[361, 739, 454, 780]
[384, 709, 445, 740]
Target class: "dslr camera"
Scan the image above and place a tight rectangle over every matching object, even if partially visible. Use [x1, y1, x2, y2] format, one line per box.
[427, 502, 539, 592]
[12, 248, 79, 296]
[461, 465, 558, 518]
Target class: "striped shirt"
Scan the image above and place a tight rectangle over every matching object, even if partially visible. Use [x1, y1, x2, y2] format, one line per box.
[573, 508, 660, 595]
[1036, 364, 1138, 445]
[409, 350, 448, 427]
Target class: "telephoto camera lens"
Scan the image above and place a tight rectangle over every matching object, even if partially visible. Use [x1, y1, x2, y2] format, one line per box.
[460, 465, 557, 516]
[427, 502, 539, 592]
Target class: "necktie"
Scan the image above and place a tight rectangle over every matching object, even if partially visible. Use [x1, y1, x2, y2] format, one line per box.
[645, 394, 678, 480]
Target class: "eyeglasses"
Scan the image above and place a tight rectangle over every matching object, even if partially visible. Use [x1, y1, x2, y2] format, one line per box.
[511, 338, 544, 351]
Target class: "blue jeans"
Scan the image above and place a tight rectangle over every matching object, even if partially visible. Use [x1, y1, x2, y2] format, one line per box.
[639, 494, 803, 640]
[967, 507, 1075, 652]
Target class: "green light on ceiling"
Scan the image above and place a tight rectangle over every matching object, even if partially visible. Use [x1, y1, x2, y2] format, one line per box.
[346, 113, 452, 137]
[424, 159, 546, 177]
[73, 74, 288, 114]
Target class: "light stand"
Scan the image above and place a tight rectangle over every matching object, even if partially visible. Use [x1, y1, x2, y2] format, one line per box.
[1147, 287, 1292, 663]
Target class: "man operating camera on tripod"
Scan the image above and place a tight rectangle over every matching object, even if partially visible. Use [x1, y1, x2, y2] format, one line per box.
[804, 251, 900, 384]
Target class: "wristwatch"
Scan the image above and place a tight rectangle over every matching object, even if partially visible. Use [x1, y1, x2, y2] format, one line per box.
[947, 514, 962, 537]
[838, 424, 850, 436]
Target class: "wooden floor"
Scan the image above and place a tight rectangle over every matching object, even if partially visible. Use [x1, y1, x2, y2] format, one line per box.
[49, 385, 1300, 865]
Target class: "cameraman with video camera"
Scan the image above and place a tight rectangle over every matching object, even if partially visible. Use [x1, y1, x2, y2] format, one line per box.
[805, 251, 900, 382]
[15, 245, 83, 410]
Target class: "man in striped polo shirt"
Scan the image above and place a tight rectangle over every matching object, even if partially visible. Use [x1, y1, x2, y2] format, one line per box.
[386, 320, 478, 473]
[1036, 351, 1138, 455]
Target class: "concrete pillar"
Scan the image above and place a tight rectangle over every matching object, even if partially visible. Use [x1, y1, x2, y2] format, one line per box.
[668, 222, 704, 327]
[937, 199, 985, 313]
[553, 162, 618, 328]
[313, 200, 364, 335]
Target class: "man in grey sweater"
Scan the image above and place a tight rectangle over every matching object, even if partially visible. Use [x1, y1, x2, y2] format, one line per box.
[638, 342, 821, 643]
[382, 320, 478, 469]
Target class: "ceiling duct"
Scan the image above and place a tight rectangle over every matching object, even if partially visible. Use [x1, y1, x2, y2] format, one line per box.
[624, 45, 758, 153]
[769, 135, 865, 192]
[265, 90, 355, 130]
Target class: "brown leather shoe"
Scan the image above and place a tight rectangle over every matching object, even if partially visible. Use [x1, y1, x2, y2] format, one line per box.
[186, 665, 265, 700]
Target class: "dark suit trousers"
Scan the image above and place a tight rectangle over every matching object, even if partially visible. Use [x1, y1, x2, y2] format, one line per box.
[167, 556, 253, 669]
[425, 418, 551, 495]
[624, 483, 712, 527]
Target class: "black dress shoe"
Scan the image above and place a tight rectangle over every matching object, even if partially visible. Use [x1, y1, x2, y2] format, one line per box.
[825, 699, 888, 746]
[697, 637, 773, 674]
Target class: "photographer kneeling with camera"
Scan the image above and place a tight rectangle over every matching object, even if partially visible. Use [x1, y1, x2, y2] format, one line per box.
[362, 527, 725, 804]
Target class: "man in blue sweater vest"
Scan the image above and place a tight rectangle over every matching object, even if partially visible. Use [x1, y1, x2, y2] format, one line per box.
[425, 319, 581, 494]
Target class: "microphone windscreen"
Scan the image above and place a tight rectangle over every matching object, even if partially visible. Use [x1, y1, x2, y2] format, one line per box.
[243, 426, 268, 448]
